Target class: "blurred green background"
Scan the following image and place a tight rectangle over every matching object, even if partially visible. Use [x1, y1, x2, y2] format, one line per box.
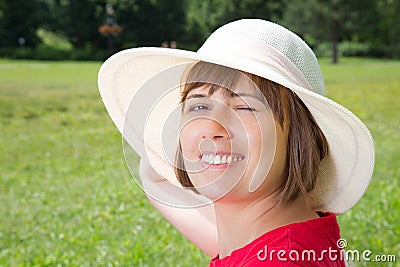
[1, 0, 399, 266]
[0, 0, 399, 62]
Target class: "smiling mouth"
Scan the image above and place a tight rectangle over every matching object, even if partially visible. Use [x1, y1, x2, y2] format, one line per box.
[200, 153, 245, 165]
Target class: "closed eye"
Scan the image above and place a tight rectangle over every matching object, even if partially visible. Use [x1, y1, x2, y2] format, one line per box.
[236, 106, 256, 111]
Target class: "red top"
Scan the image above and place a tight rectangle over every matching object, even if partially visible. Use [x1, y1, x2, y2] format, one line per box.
[208, 213, 345, 267]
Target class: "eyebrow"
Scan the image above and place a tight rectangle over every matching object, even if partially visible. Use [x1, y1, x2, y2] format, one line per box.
[186, 92, 264, 102]
[186, 93, 206, 100]
[235, 92, 263, 100]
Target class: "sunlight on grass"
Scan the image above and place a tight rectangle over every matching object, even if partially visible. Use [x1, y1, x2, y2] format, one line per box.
[37, 28, 73, 50]
[0, 58, 399, 266]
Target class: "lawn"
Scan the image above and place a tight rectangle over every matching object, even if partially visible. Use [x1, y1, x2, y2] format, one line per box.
[0, 58, 399, 266]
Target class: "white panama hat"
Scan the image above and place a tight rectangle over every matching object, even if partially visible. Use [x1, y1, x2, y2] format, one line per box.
[98, 19, 374, 214]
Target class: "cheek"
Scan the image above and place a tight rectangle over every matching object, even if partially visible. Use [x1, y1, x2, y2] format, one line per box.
[246, 125, 262, 155]
[258, 122, 288, 190]
[246, 115, 276, 155]
[179, 122, 200, 161]
[243, 115, 281, 192]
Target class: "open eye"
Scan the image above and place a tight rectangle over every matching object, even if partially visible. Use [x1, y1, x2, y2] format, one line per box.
[189, 104, 211, 112]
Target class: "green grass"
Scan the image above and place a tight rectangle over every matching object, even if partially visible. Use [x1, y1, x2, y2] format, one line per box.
[0, 58, 399, 266]
[320, 58, 400, 266]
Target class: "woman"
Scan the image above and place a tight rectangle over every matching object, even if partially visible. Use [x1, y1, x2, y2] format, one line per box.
[98, 19, 374, 266]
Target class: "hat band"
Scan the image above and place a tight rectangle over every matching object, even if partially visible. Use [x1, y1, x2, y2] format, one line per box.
[197, 34, 313, 93]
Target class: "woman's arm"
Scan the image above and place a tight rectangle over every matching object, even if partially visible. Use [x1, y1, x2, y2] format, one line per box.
[139, 158, 218, 258]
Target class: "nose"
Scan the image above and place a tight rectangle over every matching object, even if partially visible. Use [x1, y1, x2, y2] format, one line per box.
[200, 117, 231, 140]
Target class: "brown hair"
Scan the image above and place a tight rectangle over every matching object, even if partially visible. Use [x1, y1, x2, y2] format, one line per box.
[175, 62, 328, 206]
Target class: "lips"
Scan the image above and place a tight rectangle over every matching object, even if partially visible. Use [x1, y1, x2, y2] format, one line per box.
[200, 153, 245, 165]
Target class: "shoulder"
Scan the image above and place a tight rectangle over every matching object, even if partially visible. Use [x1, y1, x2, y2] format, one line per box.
[246, 212, 341, 254]
[209, 213, 344, 267]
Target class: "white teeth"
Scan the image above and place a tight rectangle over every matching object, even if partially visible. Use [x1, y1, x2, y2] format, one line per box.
[214, 155, 221, 164]
[201, 154, 244, 165]
[221, 155, 227, 164]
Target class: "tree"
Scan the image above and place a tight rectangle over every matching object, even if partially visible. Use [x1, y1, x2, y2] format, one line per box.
[0, 0, 46, 47]
[1, 0, 398, 59]
[116, 0, 187, 48]
[184, 0, 285, 50]
[375, 0, 400, 57]
[214, 0, 284, 26]
[282, 0, 378, 63]
[43, 0, 106, 49]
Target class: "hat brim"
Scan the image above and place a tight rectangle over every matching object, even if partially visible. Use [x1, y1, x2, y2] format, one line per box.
[98, 47, 374, 214]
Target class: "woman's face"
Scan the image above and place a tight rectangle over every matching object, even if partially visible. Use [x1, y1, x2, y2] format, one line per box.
[178, 76, 288, 201]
